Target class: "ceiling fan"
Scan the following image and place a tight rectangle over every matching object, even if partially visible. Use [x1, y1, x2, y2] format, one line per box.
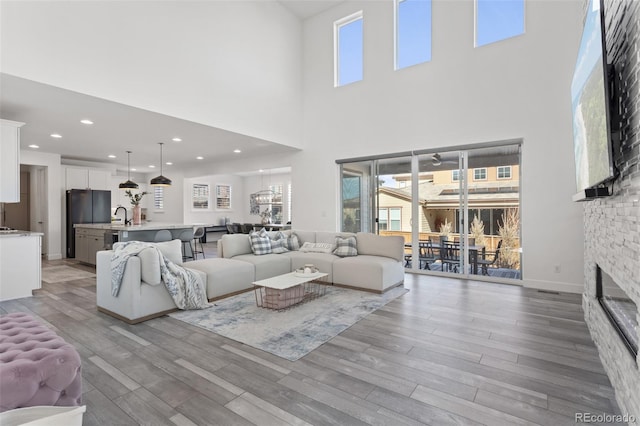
[431, 153, 458, 167]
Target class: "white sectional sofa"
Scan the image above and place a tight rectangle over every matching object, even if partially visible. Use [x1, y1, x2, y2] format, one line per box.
[96, 231, 404, 323]
[217, 231, 405, 292]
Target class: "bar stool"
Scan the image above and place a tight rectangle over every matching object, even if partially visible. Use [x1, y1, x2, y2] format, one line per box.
[178, 229, 195, 261]
[193, 227, 205, 260]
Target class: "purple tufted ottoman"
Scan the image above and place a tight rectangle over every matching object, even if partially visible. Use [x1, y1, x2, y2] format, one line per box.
[0, 312, 82, 412]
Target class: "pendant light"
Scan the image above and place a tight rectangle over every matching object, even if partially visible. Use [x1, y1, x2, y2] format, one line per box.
[150, 142, 172, 186]
[119, 151, 139, 189]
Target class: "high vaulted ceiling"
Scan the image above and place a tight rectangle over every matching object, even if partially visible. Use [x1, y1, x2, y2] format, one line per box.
[1, 1, 346, 174]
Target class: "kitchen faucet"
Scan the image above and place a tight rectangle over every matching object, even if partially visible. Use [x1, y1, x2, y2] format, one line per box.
[114, 206, 130, 225]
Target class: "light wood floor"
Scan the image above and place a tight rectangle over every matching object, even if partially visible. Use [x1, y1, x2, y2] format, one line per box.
[0, 252, 620, 426]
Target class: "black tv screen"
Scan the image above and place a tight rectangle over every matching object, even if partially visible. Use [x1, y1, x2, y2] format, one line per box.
[571, 0, 615, 195]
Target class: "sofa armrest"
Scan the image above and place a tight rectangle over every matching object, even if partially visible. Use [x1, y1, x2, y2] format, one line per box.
[96, 250, 141, 319]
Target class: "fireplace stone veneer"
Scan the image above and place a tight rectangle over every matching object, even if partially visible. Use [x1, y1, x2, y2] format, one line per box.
[583, 182, 640, 424]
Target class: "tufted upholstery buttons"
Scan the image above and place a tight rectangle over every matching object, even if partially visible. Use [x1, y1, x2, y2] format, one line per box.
[0, 312, 82, 412]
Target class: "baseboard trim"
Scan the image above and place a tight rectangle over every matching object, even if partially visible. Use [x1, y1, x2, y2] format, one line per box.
[521, 278, 583, 294]
[97, 306, 178, 324]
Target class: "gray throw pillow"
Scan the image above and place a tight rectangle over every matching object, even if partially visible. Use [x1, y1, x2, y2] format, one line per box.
[250, 230, 272, 255]
[270, 238, 289, 254]
[333, 236, 358, 257]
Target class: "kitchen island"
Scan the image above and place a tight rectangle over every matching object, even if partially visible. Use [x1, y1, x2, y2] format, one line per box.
[73, 223, 199, 265]
[0, 230, 42, 301]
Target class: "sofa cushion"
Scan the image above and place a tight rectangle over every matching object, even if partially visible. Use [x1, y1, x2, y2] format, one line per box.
[333, 255, 404, 292]
[220, 234, 252, 258]
[333, 236, 358, 257]
[291, 230, 315, 246]
[356, 232, 405, 262]
[250, 230, 272, 255]
[232, 253, 291, 281]
[133, 239, 182, 285]
[187, 258, 254, 300]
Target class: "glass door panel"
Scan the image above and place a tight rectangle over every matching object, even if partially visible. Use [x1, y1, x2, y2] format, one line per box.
[373, 156, 414, 269]
[340, 161, 374, 233]
[417, 150, 465, 275]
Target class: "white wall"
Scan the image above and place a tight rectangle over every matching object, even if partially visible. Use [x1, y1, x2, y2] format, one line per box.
[0, 1, 303, 148]
[20, 150, 62, 260]
[182, 174, 245, 226]
[292, 0, 586, 292]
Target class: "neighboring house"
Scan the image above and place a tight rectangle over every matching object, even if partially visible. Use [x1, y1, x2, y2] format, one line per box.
[379, 165, 520, 238]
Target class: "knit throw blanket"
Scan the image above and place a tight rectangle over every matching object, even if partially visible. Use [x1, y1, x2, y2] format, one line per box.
[111, 241, 208, 310]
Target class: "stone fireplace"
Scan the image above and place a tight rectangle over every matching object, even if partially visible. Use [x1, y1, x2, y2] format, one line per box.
[582, 0, 640, 423]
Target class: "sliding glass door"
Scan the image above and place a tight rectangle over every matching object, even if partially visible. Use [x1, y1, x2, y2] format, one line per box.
[338, 142, 521, 280]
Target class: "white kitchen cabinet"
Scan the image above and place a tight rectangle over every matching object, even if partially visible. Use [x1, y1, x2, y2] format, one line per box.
[0, 119, 25, 202]
[0, 233, 42, 301]
[65, 167, 111, 190]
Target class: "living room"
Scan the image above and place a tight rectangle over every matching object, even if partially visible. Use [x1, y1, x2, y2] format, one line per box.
[1, 0, 638, 424]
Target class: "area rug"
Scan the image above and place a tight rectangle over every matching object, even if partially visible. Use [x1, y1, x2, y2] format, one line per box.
[41, 265, 96, 283]
[169, 285, 409, 361]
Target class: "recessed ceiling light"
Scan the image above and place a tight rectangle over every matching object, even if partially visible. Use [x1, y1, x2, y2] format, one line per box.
[108, 154, 116, 158]
[259, 169, 264, 173]
[80, 119, 94, 125]
[131, 168, 137, 171]
[196, 156, 204, 160]
[50, 133, 62, 138]
[172, 137, 182, 142]
[165, 162, 173, 165]
[149, 165, 156, 168]
[28, 144, 39, 149]
[233, 149, 242, 153]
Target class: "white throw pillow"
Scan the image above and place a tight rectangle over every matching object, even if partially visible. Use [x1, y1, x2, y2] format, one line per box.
[299, 242, 334, 254]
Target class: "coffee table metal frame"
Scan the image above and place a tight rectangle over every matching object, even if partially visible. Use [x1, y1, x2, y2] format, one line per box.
[253, 271, 329, 310]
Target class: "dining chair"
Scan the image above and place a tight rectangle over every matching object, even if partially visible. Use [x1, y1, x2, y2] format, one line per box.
[440, 241, 461, 272]
[177, 228, 195, 261]
[418, 240, 436, 270]
[477, 240, 502, 275]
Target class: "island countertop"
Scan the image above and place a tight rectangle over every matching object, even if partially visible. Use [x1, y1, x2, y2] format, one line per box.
[0, 230, 44, 238]
[74, 223, 197, 231]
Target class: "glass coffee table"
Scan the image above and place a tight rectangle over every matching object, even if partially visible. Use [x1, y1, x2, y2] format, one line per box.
[253, 271, 329, 310]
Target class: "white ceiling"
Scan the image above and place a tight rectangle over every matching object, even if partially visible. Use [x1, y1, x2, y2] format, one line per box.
[0, 74, 299, 174]
[278, 0, 346, 19]
[0, 2, 346, 174]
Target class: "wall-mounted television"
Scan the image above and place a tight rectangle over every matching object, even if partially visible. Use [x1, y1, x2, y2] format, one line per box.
[571, 0, 616, 201]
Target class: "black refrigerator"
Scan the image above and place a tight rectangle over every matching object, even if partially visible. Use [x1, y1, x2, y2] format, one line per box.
[66, 189, 111, 258]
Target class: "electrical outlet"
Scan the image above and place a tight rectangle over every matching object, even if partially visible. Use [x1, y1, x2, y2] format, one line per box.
[554, 264, 561, 273]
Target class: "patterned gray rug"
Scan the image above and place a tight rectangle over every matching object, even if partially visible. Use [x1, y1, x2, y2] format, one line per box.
[169, 285, 409, 361]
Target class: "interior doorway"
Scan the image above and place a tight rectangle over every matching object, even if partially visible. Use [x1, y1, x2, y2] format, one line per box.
[4, 170, 30, 231]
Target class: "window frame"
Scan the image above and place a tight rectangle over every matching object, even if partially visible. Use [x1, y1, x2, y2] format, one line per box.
[334, 11, 364, 87]
[497, 166, 512, 180]
[451, 169, 460, 182]
[394, 0, 432, 70]
[473, 168, 488, 181]
[153, 186, 164, 211]
[378, 207, 402, 231]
